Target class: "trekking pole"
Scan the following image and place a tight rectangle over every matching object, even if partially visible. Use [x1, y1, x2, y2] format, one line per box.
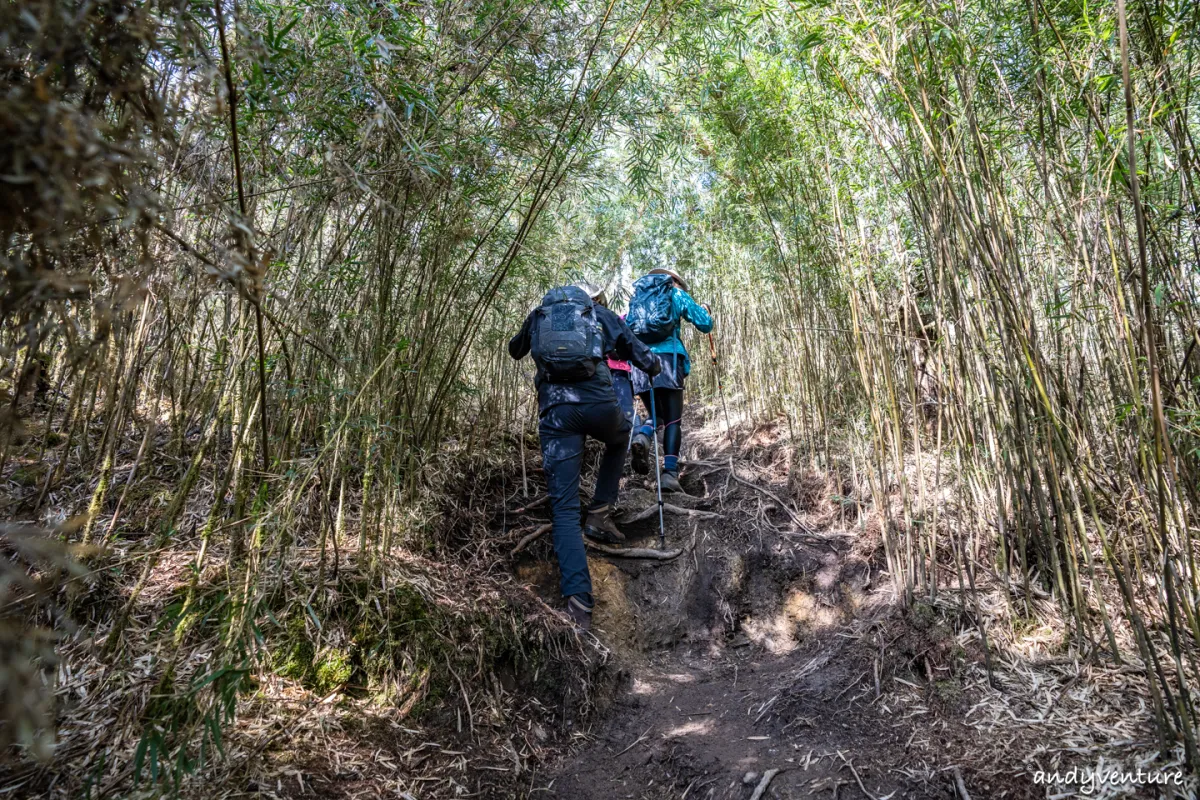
[706, 329, 737, 449]
[648, 386, 666, 549]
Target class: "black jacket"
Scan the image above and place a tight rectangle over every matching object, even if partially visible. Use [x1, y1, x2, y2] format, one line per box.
[509, 285, 661, 411]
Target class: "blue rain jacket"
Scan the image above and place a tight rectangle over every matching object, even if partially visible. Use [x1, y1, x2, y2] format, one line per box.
[645, 288, 713, 376]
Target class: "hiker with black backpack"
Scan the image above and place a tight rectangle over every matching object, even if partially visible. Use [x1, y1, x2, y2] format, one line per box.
[508, 284, 663, 630]
[577, 284, 637, 432]
[626, 268, 713, 494]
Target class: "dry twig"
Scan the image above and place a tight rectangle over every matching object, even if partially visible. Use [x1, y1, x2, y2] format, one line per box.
[748, 768, 780, 800]
[615, 727, 652, 756]
[511, 496, 549, 514]
[952, 766, 972, 800]
[838, 752, 881, 800]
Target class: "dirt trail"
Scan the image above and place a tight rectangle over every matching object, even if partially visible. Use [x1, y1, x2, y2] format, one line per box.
[514, 420, 972, 799]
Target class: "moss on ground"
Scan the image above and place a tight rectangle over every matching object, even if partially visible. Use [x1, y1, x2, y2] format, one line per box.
[268, 576, 545, 716]
[314, 648, 353, 693]
[274, 614, 316, 683]
[909, 600, 937, 631]
[11, 463, 47, 487]
[933, 677, 964, 707]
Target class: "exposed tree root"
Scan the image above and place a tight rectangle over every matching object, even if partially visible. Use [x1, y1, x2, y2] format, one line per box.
[618, 503, 723, 524]
[510, 522, 552, 555]
[585, 541, 684, 560]
[727, 462, 813, 532]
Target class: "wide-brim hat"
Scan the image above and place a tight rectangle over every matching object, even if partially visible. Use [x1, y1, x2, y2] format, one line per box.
[648, 267, 688, 291]
[573, 281, 608, 306]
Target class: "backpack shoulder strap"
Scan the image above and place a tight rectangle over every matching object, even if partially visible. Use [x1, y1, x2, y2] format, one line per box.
[664, 285, 680, 316]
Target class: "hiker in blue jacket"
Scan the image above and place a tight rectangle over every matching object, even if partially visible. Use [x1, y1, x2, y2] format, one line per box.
[509, 284, 662, 630]
[626, 268, 713, 494]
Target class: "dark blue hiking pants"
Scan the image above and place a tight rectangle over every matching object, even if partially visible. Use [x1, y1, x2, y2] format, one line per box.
[539, 398, 631, 599]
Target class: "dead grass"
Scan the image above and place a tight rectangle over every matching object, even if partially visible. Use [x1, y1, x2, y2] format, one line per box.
[690, 408, 1200, 796]
[0, 418, 616, 800]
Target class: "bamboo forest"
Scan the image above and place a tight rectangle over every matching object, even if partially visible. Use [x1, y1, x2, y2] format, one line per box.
[4, 0, 1200, 796]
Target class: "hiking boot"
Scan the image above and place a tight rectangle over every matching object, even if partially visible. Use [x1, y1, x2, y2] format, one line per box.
[659, 470, 684, 494]
[566, 595, 593, 631]
[583, 505, 626, 544]
[630, 432, 651, 475]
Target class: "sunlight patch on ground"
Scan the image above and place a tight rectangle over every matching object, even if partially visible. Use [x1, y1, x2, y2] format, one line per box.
[589, 560, 639, 656]
[743, 614, 798, 654]
[631, 677, 656, 695]
[743, 589, 841, 654]
[784, 589, 839, 630]
[664, 718, 714, 737]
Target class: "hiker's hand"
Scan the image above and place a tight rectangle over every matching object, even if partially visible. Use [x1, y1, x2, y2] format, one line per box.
[649, 356, 663, 376]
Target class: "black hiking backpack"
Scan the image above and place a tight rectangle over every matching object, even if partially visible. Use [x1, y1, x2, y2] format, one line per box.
[530, 290, 602, 383]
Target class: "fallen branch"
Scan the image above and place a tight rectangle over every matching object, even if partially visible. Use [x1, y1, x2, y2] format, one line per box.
[510, 523, 552, 556]
[618, 503, 723, 524]
[749, 768, 780, 800]
[952, 766, 972, 800]
[510, 495, 549, 514]
[838, 752, 880, 800]
[586, 542, 683, 560]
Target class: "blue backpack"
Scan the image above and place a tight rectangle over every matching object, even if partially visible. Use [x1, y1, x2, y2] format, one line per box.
[530, 289, 601, 383]
[627, 273, 677, 344]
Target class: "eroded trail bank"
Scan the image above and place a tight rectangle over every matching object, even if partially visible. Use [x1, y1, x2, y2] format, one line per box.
[521, 448, 931, 799]
[515, 413, 1186, 799]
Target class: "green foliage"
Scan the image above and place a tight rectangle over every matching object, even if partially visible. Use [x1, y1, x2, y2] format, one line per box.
[273, 614, 317, 684]
[9, 0, 1200, 788]
[134, 653, 252, 793]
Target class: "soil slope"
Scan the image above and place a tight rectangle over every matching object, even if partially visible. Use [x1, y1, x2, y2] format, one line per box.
[513, 424, 990, 799]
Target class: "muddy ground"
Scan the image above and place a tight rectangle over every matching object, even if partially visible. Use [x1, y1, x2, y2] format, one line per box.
[510, 436, 1026, 800]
